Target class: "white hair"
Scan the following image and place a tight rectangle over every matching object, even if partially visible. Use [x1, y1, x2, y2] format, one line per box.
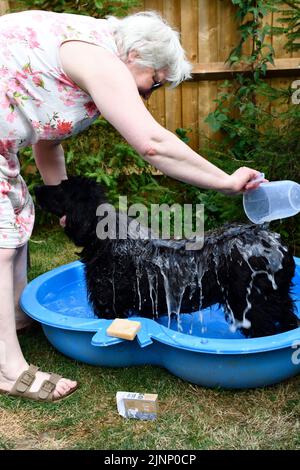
[106, 11, 192, 87]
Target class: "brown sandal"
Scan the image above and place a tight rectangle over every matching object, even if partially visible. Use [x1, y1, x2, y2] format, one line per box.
[0, 364, 78, 402]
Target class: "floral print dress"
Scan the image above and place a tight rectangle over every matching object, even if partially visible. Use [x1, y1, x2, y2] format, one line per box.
[0, 10, 118, 247]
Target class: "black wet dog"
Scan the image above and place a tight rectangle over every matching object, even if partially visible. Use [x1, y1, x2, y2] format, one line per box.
[35, 176, 298, 338]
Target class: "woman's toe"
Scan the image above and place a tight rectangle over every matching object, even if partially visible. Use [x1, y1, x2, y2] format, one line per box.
[53, 379, 77, 399]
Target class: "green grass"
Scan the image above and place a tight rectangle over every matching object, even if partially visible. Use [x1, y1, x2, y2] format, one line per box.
[0, 227, 299, 450]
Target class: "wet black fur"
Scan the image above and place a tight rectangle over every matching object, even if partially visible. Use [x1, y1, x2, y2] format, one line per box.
[35, 176, 298, 338]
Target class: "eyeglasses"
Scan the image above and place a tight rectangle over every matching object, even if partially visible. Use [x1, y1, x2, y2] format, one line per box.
[150, 80, 164, 92]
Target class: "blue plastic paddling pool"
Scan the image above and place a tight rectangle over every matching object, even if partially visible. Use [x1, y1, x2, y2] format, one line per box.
[20, 257, 300, 389]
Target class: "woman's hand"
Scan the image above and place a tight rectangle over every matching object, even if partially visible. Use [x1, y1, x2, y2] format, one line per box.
[221, 167, 268, 196]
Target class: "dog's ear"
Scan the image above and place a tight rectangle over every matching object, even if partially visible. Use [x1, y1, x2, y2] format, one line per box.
[34, 183, 66, 217]
[64, 199, 98, 246]
[62, 177, 108, 247]
[35, 176, 109, 247]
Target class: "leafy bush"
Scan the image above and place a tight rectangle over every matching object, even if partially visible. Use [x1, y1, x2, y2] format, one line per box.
[12, 0, 140, 17]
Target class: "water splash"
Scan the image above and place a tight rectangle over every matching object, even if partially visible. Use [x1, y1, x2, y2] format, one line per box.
[127, 224, 288, 336]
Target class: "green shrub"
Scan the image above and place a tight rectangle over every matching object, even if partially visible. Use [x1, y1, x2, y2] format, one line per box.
[12, 0, 140, 17]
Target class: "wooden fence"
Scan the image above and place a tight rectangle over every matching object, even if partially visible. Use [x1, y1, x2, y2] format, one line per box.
[0, 0, 8, 14]
[137, 0, 300, 150]
[1, 0, 300, 150]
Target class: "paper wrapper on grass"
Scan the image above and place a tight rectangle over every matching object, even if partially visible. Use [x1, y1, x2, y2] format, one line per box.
[116, 392, 158, 420]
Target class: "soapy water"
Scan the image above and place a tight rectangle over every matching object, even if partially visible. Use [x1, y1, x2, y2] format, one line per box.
[43, 283, 245, 339]
[130, 224, 286, 335]
[43, 224, 288, 338]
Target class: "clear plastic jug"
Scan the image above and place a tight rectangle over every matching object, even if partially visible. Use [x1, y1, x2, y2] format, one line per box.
[243, 180, 300, 224]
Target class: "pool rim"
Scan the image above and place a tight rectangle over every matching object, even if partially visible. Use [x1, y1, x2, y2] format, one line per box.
[20, 257, 300, 356]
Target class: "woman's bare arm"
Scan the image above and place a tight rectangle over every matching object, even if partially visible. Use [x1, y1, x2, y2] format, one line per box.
[59, 41, 263, 194]
[33, 139, 67, 185]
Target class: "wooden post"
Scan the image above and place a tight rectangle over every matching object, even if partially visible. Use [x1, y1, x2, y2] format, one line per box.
[163, 0, 182, 135]
[270, 4, 294, 118]
[197, 0, 219, 145]
[181, 0, 199, 150]
[144, 0, 166, 128]
[0, 0, 9, 15]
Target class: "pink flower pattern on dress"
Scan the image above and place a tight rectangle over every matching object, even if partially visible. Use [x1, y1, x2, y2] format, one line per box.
[0, 10, 116, 246]
[0, 10, 115, 153]
[84, 101, 98, 118]
[0, 180, 11, 197]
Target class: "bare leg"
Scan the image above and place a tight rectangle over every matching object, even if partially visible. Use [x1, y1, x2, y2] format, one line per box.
[13, 243, 33, 331]
[0, 247, 77, 398]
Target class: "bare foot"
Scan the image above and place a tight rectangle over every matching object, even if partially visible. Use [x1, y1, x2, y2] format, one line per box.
[0, 363, 77, 400]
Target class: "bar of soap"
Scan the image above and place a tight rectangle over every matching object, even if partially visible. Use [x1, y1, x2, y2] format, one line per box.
[106, 318, 141, 340]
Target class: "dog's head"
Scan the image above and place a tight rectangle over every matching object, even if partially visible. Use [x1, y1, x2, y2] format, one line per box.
[35, 176, 108, 246]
